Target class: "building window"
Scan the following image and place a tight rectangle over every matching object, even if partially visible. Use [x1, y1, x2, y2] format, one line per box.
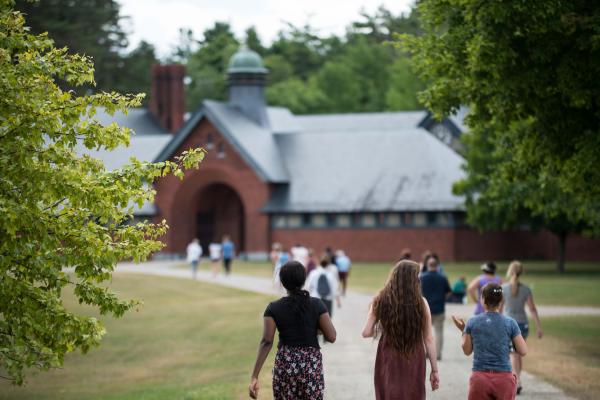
[326, 214, 336, 227]
[287, 214, 302, 228]
[336, 214, 352, 228]
[272, 215, 286, 228]
[430, 123, 453, 145]
[437, 212, 451, 227]
[206, 133, 214, 149]
[384, 213, 402, 227]
[413, 212, 426, 227]
[360, 213, 378, 228]
[217, 142, 225, 158]
[427, 212, 438, 226]
[311, 214, 327, 228]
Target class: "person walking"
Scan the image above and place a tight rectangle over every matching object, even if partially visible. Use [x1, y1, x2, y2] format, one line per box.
[362, 260, 440, 399]
[208, 241, 221, 278]
[448, 276, 467, 303]
[221, 235, 235, 275]
[468, 261, 502, 315]
[452, 283, 527, 400]
[306, 257, 339, 317]
[185, 238, 202, 279]
[420, 255, 451, 360]
[335, 250, 351, 296]
[306, 248, 317, 275]
[272, 244, 289, 292]
[502, 261, 543, 395]
[249, 261, 337, 400]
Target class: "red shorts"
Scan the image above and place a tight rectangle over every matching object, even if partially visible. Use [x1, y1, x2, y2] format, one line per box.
[468, 371, 517, 400]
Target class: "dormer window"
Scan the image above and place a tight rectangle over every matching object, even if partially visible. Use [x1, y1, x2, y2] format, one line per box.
[206, 133, 214, 149]
[217, 142, 225, 158]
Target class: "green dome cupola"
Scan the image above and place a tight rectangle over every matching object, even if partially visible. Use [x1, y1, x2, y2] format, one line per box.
[227, 46, 270, 127]
[227, 46, 267, 74]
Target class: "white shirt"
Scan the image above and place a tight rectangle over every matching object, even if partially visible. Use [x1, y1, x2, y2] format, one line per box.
[306, 267, 338, 301]
[209, 243, 222, 260]
[291, 246, 309, 267]
[186, 242, 202, 262]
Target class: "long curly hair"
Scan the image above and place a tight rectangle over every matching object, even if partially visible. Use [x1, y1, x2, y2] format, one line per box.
[372, 260, 425, 357]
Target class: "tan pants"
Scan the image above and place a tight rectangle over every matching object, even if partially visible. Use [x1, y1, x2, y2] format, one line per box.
[431, 313, 445, 360]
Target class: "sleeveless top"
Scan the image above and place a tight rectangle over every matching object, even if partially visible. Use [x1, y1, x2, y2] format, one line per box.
[474, 274, 502, 314]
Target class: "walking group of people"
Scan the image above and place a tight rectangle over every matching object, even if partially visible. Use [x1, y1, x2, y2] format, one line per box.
[185, 235, 235, 278]
[249, 256, 543, 400]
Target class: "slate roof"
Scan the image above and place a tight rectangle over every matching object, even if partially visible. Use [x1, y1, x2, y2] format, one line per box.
[93, 108, 166, 135]
[83, 103, 467, 216]
[155, 100, 289, 183]
[264, 126, 465, 212]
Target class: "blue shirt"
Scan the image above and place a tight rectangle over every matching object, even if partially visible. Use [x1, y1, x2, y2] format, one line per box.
[420, 271, 451, 315]
[222, 240, 234, 259]
[335, 256, 351, 272]
[465, 312, 521, 372]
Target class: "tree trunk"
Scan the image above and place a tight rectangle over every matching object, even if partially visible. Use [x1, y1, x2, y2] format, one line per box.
[556, 231, 567, 274]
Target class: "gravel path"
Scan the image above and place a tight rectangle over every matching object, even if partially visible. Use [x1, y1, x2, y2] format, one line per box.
[116, 261, 589, 400]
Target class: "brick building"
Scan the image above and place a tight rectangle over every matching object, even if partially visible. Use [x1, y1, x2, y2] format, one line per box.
[89, 48, 600, 262]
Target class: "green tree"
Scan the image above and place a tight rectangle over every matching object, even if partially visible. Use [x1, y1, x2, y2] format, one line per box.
[245, 26, 266, 56]
[266, 78, 327, 114]
[115, 40, 158, 101]
[0, 3, 205, 383]
[264, 54, 294, 86]
[402, 0, 600, 272]
[14, 0, 158, 95]
[385, 56, 423, 110]
[314, 61, 362, 112]
[185, 22, 239, 109]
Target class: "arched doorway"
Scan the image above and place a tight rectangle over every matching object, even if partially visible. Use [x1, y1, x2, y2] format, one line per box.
[195, 183, 245, 253]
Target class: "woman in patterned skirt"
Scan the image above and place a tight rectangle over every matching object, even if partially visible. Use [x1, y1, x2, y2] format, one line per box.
[362, 260, 440, 399]
[249, 261, 337, 400]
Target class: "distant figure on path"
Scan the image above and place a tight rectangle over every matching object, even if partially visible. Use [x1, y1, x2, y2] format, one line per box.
[291, 243, 309, 267]
[208, 241, 221, 278]
[468, 261, 502, 315]
[271, 243, 289, 291]
[186, 238, 202, 279]
[448, 276, 467, 303]
[324, 257, 342, 310]
[335, 250, 351, 295]
[221, 235, 235, 275]
[420, 255, 451, 360]
[400, 248, 411, 260]
[452, 283, 527, 400]
[306, 248, 317, 275]
[502, 261, 543, 395]
[325, 246, 337, 266]
[362, 260, 440, 399]
[306, 257, 340, 317]
[249, 261, 337, 400]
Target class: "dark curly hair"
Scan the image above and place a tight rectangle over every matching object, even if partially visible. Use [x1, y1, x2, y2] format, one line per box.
[279, 261, 310, 320]
[372, 260, 425, 357]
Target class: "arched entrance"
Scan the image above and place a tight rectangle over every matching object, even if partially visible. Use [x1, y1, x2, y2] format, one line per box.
[195, 183, 245, 252]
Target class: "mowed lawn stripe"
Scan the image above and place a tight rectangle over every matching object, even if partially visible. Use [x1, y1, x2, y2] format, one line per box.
[0, 274, 277, 400]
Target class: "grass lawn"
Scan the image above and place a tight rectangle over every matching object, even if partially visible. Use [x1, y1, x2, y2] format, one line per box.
[524, 316, 600, 400]
[0, 274, 278, 400]
[193, 259, 600, 306]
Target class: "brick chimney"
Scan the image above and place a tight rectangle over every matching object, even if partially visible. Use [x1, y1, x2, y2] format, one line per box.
[150, 64, 185, 134]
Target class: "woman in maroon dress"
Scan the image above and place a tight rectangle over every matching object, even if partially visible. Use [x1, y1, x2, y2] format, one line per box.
[362, 260, 440, 399]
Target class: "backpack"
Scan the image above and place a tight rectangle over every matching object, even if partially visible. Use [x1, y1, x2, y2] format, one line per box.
[317, 273, 331, 298]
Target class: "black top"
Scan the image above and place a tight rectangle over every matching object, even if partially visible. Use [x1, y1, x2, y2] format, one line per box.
[420, 271, 451, 315]
[264, 296, 327, 348]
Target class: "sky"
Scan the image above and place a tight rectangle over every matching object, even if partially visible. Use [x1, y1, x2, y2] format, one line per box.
[118, 0, 415, 58]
